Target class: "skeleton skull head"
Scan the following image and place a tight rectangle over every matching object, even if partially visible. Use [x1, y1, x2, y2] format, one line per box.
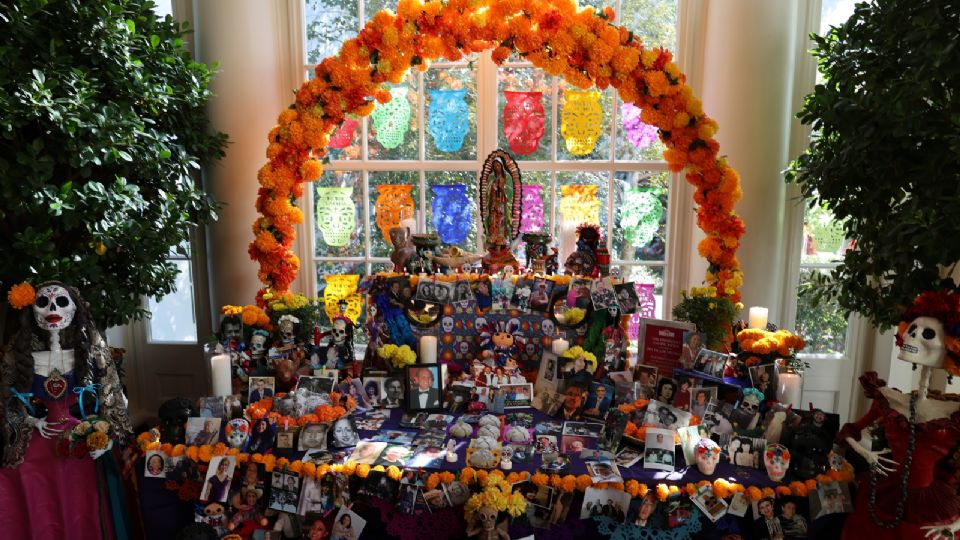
[763, 444, 790, 482]
[225, 418, 251, 449]
[442, 316, 455, 334]
[695, 438, 721, 475]
[250, 331, 268, 360]
[278, 314, 299, 344]
[541, 319, 555, 337]
[458, 341, 471, 355]
[477, 505, 498, 533]
[739, 393, 761, 416]
[898, 316, 946, 367]
[34, 285, 76, 332]
[331, 318, 349, 344]
[475, 317, 487, 332]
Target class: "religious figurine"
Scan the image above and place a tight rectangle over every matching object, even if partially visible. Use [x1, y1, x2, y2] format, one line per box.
[838, 290, 960, 539]
[389, 225, 416, 273]
[479, 150, 522, 274]
[0, 281, 132, 538]
[563, 224, 601, 277]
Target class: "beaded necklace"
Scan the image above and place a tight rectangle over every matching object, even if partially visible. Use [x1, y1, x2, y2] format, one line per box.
[868, 392, 917, 528]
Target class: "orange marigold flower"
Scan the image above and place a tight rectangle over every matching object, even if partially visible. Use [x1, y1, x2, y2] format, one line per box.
[440, 471, 455, 485]
[7, 282, 36, 309]
[746, 486, 763, 502]
[461, 467, 476, 485]
[426, 473, 441, 491]
[356, 463, 371, 479]
[576, 474, 593, 492]
[655, 484, 670, 502]
[532, 473, 550, 486]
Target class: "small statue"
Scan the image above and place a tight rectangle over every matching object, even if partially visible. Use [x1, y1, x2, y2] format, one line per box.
[277, 314, 300, 347]
[466, 505, 510, 540]
[408, 233, 440, 274]
[249, 330, 270, 363]
[321, 314, 355, 370]
[219, 314, 243, 350]
[564, 224, 601, 277]
[389, 226, 416, 272]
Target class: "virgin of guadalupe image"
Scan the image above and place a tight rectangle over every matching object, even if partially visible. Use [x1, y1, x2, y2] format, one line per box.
[479, 150, 522, 273]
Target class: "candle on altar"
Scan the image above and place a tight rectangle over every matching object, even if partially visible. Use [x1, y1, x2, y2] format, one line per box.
[552, 338, 570, 355]
[211, 354, 232, 396]
[419, 335, 438, 364]
[778, 371, 802, 406]
[748, 306, 769, 329]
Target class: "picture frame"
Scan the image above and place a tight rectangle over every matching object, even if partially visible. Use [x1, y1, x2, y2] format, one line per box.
[248, 376, 276, 403]
[501, 382, 533, 409]
[613, 282, 639, 314]
[404, 364, 445, 413]
[636, 319, 696, 376]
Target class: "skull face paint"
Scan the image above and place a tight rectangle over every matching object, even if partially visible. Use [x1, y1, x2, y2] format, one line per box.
[898, 316, 947, 368]
[34, 285, 76, 331]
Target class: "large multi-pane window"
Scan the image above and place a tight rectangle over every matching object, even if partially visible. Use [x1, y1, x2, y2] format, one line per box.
[303, 0, 679, 329]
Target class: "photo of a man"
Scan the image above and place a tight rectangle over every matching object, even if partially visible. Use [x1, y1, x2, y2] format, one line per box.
[382, 377, 404, 408]
[406, 366, 442, 411]
[249, 377, 275, 402]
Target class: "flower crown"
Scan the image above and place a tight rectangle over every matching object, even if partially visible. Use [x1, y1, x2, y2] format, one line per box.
[897, 290, 960, 375]
[695, 439, 720, 456]
[764, 444, 790, 463]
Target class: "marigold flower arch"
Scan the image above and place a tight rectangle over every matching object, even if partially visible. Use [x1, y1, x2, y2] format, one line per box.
[250, 0, 745, 306]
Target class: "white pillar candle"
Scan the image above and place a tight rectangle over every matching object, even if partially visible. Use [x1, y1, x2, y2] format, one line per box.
[211, 353, 232, 397]
[551, 338, 570, 355]
[419, 336, 438, 364]
[748, 306, 768, 329]
[777, 372, 802, 407]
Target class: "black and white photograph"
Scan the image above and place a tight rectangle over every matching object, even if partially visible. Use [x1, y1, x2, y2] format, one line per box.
[200, 456, 236, 503]
[725, 435, 766, 468]
[330, 506, 367, 540]
[452, 279, 475, 305]
[689, 386, 717, 419]
[749, 363, 778, 400]
[185, 417, 221, 447]
[297, 422, 330, 452]
[582, 382, 614, 418]
[329, 417, 360, 448]
[580, 486, 631, 522]
[248, 376, 276, 402]
[529, 278, 554, 312]
[614, 380, 637, 405]
[415, 279, 454, 305]
[643, 428, 676, 471]
[600, 409, 628, 452]
[348, 441, 387, 465]
[613, 282, 639, 314]
[654, 376, 678, 403]
[614, 446, 643, 468]
[444, 383, 473, 413]
[362, 377, 384, 407]
[585, 460, 623, 483]
[810, 482, 852, 519]
[501, 382, 533, 408]
[701, 399, 735, 436]
[381, 375, 405, 408]
[276, 427, 296, 449]
[589, 278, 617, 310]
[144, 451, 167, 478]
[405, 365, 444, 412]
[690, 485, 728, 522]
[693, 349, 728, 378]
[642, 400, 692, 431]
[536, 352, 558, 389]
[532, 388, 565, 416]
[298, 376, 335, 395]
[633, 365, 658, 399]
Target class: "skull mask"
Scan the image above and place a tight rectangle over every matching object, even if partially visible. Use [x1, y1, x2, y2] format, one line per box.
[898, 316, 946, 367]
[34, 285, 76, 332]
[739, 393, 761, 416]
[763, 444, 790, 482]
[442, 316, 455, 334]
[477, 505, 498, 533]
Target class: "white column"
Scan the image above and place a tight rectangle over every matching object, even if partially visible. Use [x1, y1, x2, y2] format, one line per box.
[194, 1, 290, 313]
[693, 0, 802, 324]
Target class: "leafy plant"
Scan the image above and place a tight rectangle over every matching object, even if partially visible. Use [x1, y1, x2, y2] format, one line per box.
[786, 0, 960, 330]
[0, 0, 227, 329]
[672, 286, 740, 348]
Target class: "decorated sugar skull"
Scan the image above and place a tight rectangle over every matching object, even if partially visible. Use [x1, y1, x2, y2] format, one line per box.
[541, 319, 555, 337]
[278, 314, 300, 345]
[249, 330, 269, 361]
[763, 444, 790, 482]
[442, 316, 455, 334]
[500, 445, 514, 463]
[225, 418, 251, 449]
[694, 438, 721, 475]
[34, 284, 77, 332]
[898, 316, 946, 367]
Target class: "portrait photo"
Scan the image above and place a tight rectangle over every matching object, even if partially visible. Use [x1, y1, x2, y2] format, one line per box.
[642, 400, 692, 431]
[691, 484, 728, 522]
[248, 376, 276, 403]
[297, 422, 330, 452]
[643, 427, 676, 472]
[298, 376, 334, 395]
[810, 482, 852, 519]
[582, 381, 614, 418]
[502, 382, 533, 409]
[348, 441, 387, 465]
[580, 486, 630, 522]
[633, 365, 658, 398]
[200, 455, 236, 503]
[728, 492, 750, 517]
[329, 417, 360, 448]
[331, 506, 367, 540]
[589, 278, 617, 310]
[268, 471, 301, 513]
[529, 278, 554, 312]
[144, 451, 167, 478]
[362, 376, 384, 408]
[197, 396, 225, 418]
[185, 417, 221, 447]
[613, 283, 639, 314]
[415, 279, 454, 305]
[276, 427, 296, 449]
[678, 330, 706, 370]
[585, 460, 623, 483]
[615, 446, 643, 468]
[689, 386, 717, 419]
[381, 375, 405, 408]
[405, 365, 444, 412]
[297, 476, 332, 516]
[749, 363, 778, 401]
[726, 435, 766, 468]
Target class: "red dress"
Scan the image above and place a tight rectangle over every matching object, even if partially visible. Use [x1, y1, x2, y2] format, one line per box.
[839, 372, 960, 539]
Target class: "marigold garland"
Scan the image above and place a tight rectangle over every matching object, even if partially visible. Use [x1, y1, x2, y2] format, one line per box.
[252, 0, 744, 304]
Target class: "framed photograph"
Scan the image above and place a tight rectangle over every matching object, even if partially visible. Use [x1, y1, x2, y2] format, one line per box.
[748, 363, 778, 401]
[581, 487, 630, 522]
[331, 505, 367, 539]
[643, 428, 676, 472]
[691, 485, 728, 522]
[380, 375, 405, 408]
[613, 282, 639, 314]
[200, 455, 236, 503]
[144, 451, 167, 478]
[329, 417, 360, 448]
[248, 376, 275, 402]
[297, 422, 330, 452]
[633, 364, 658, 398]
[529, 278, 555, 312]
[636, 319, 696, 376]
[582, 382, 614, 418]
[501, 382, 533, 408]
[693, 348, 729, 378]
[276, 427, 297, 449]
[642, 400, 692, 431]
[405, 365, 444, 412]
[185, 417, 221, 446]
[298, 376, 334, 395]
[689, 386, 717, 419]
[416, 279, 454, 305]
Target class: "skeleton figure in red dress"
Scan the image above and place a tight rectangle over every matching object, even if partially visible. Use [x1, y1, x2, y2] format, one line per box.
[838, 290, 960, 540]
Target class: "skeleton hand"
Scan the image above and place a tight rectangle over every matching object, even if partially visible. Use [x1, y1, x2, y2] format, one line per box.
[27, 415, 66, 439]
[922, 519, 960, 540]
[845, 436, 898, 475]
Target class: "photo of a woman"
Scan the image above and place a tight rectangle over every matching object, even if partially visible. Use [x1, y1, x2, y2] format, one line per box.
[201, 456, 235, 502]
[331, 507, 366, 540]
[144, 452, 166, 478]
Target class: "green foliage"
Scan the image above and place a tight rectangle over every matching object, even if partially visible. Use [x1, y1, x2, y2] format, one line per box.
[786, 0, 960, 330]
[0, 0, 227, 328]
[672, 288, 738, 348]
[795, 269, 848, 354]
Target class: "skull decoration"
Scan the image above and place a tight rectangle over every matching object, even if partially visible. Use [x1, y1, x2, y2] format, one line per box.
[500, 445, 514, 469]
[441, 316, 455, 334]
[331, 318, 348, 344]
[476, 505, 498, 534]
[225, 418, 251, 450]
[695, 438, 721, 475]
[763, 444, 790, 482]
[277, 314, 300, 346]
[458, 340, 471, 355]
[541, 319, 555, 337]
[898, 316, 946, 367]
[34, 284, 76, 332]
[249, 330, 269, 361]
[730, 388, 763, 430]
